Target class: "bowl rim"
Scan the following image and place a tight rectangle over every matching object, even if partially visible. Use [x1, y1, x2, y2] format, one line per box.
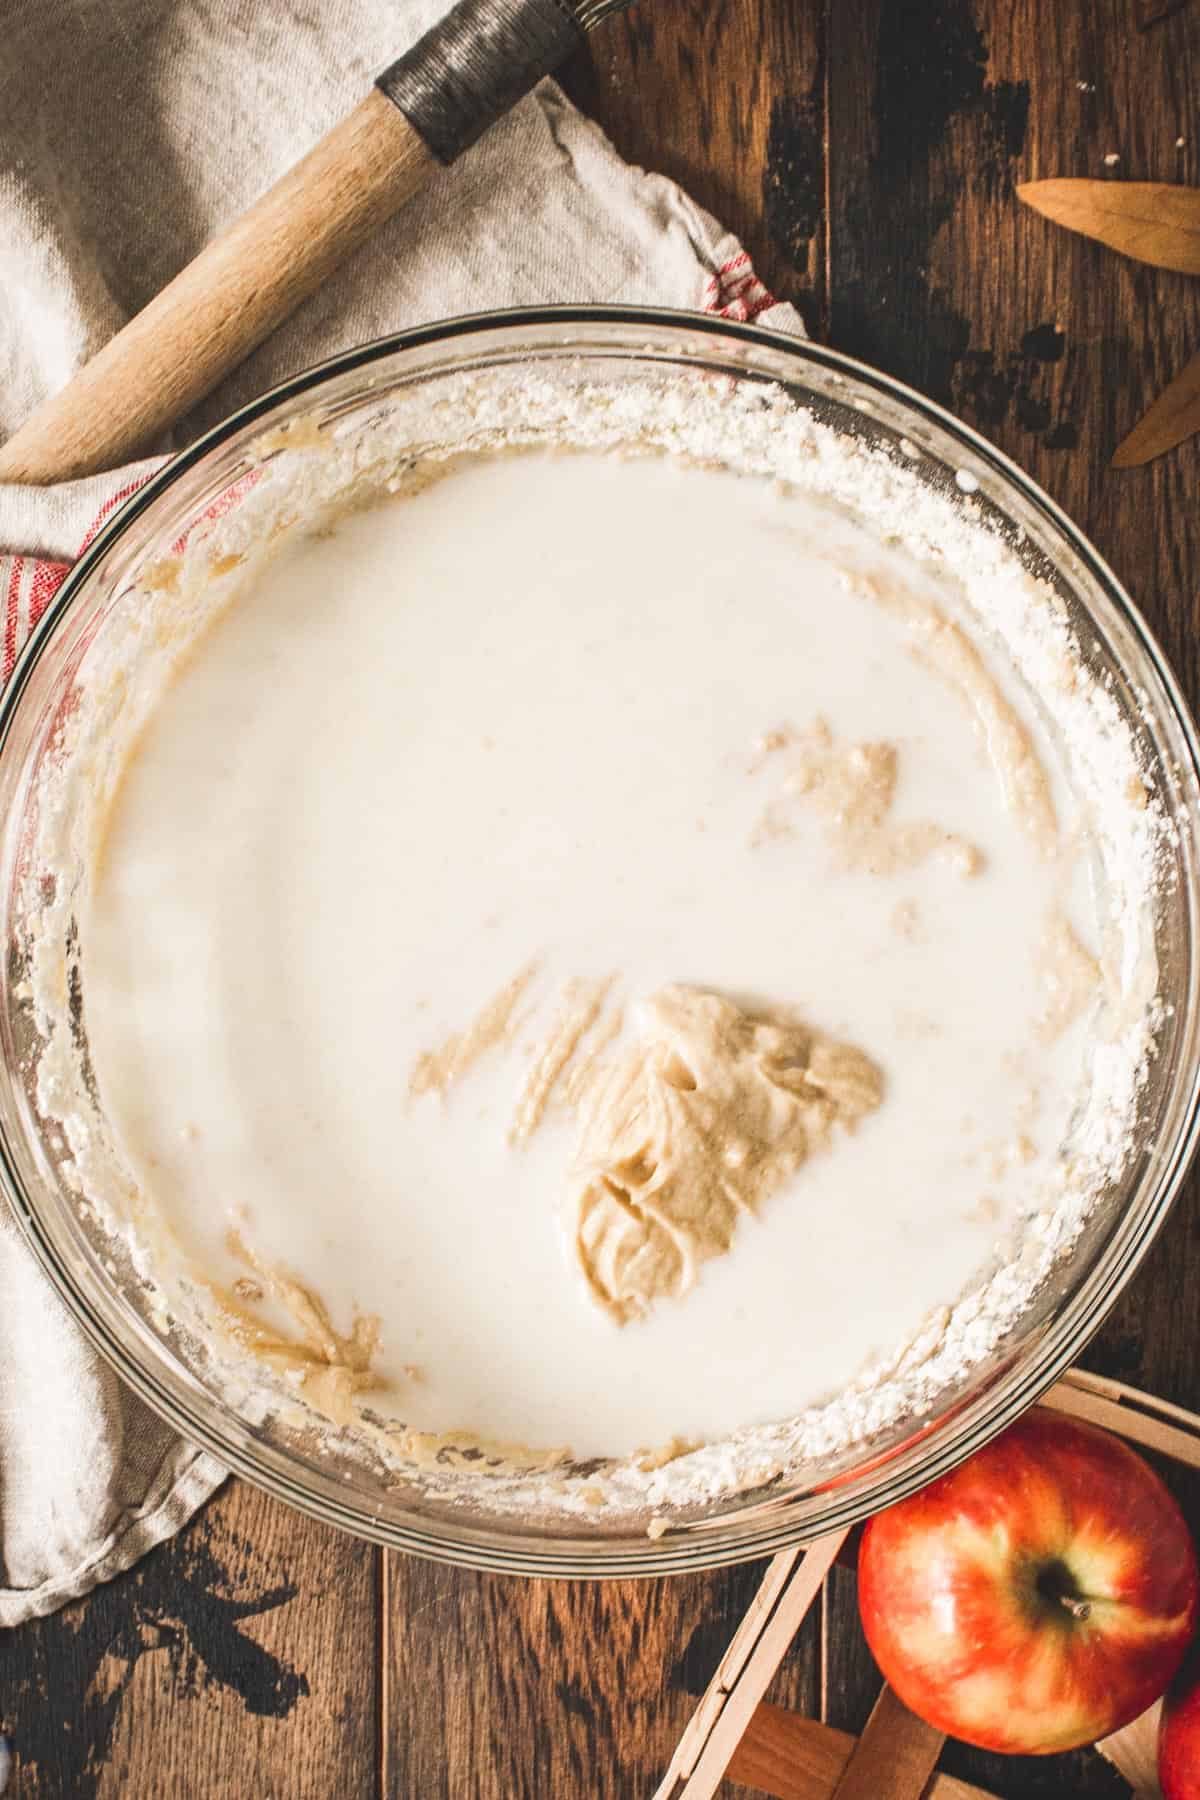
[4, 302, 1200, 1577]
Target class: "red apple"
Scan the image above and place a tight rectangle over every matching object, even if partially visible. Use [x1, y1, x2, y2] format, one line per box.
[857, 1411, 1199, 1755]
[1160, 1646, 1200, 1797]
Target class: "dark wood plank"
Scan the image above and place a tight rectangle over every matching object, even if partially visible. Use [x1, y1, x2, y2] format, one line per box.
[825, 2, 1200, 1793]
[1135, 0, 1189, 30]
[819, 1563, 879, 1743]
[384, 1553, 819, 1799]
[0, 1481, 376, 1799]
[561, 0, 827, 322]
[827, 0, 1200, 1393]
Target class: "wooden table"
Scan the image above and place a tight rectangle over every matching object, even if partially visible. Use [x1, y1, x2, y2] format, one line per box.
[4, 3, 1200, 1794]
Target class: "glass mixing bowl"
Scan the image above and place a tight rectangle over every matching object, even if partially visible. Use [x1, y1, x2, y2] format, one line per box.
[2, 308, 1198, 1577]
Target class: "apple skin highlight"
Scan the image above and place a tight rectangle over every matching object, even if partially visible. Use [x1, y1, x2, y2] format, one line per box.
[858, 1412, 1199, 1755]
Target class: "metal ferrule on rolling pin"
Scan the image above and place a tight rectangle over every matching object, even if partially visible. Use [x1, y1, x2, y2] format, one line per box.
[376, 0, 585, 164]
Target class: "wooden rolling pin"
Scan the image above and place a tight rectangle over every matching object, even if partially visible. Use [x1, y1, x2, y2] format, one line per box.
[0, 0, 635, 486]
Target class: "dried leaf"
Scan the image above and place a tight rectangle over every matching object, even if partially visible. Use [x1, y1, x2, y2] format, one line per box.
[1018, 179, 1200, 274]
[1112, 349, 1200, 466]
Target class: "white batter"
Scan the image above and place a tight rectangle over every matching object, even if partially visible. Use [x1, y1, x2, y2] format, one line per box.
[83, 450, 1100, 1461]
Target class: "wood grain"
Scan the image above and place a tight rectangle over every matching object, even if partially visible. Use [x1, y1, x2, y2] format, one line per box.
[1046, 1369, 1200, 1464]
[728, 1702, 994, 1800]
[384, 1553, 820, 1799]
[657, 1546, 809, 1798]
[1135, 0, 1189, 29]
[828, 1687, 945, 1800]
[661, 1533, 847, 1800]
[820, 1562, 881, 1743]
[561, 0, 828, 322]
[0, 1481, 376, 1798]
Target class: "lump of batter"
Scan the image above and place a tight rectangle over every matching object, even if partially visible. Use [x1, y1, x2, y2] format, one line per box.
[212, 1229, 383, 1427]
[571, 986, 883, 1324]
[753, 719, 983, 877]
